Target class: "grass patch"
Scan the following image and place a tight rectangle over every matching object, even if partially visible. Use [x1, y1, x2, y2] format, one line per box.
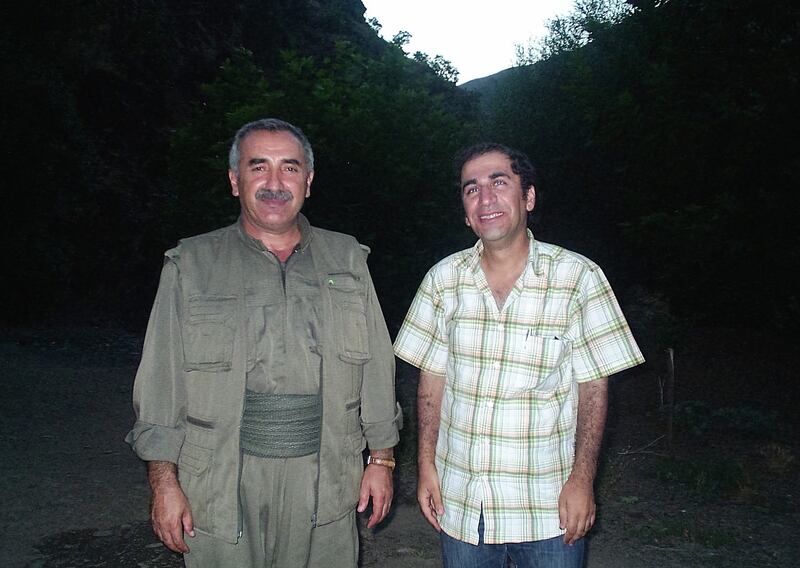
[628, 518, 736, 549]
[759, 442, 795, 475]
[653, 454, 754, 500]
[673, 400, 790, 440]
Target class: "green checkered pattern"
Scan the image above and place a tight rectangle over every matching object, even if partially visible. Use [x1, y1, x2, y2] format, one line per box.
[394, 233, 644, 545]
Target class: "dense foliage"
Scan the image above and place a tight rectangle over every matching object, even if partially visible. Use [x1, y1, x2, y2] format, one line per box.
[1, 0, 475, 327]
[2, 0, 797, 336]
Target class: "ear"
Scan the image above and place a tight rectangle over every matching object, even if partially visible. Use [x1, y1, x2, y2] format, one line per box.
[305, 171, 314, 198]
[465, 215, 471, 227]
[229, 170, 240, 197]
[525, 185, 536, 212]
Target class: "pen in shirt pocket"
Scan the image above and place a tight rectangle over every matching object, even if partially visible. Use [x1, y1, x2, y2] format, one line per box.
[525, 330, 561, 342]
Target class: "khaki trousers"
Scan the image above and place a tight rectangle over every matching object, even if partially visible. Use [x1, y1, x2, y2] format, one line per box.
[183, 453, 358, 568]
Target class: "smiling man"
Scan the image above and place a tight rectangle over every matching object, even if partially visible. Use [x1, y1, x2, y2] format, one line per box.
[394, 142, 644, 567]
[126, 118, 401, 567]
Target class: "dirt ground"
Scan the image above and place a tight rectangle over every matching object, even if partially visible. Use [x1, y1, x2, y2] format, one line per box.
[1, 325, 797, 567]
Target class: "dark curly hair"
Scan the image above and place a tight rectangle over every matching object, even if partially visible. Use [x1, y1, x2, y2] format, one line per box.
[452, 142, 538, 200]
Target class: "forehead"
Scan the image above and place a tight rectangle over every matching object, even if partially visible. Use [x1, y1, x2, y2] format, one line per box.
[239, 130, 305, 161]
[461, 151, 515, 180]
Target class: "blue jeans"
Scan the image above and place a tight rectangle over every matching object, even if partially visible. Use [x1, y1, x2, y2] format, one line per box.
[440, 513, 585, 568]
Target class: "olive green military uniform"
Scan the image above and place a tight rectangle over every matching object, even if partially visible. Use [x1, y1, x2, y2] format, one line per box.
[126, 215, 401, 567]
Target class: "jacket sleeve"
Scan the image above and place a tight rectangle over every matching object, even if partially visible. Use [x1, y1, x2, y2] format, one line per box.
[358, 250, 402, 451]
[124, 254, 187, 463]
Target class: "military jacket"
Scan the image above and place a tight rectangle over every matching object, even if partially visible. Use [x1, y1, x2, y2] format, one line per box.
[126, 216, 401, 542]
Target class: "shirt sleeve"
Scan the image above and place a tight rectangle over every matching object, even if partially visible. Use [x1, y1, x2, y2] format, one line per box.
[124, 255, 187, 463]
[393, 268, 449, 375]
[568, 264, 645, 382]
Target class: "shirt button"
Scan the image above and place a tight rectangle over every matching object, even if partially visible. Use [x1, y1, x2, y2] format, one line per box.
[494, 361, 500, 369]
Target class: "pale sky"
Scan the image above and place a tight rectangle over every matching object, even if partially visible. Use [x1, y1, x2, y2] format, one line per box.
[362, 0, 575, 84]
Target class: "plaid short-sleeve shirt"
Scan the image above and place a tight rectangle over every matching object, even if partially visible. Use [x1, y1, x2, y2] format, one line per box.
[394, 233, 644, 544]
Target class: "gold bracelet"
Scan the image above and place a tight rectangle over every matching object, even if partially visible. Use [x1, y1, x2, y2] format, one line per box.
[366, 456, 396, 470]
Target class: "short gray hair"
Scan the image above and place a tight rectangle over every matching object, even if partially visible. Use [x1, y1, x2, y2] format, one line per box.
[228, 118, 314, 175]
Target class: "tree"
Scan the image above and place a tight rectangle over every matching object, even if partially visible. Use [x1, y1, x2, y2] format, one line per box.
[413, 52, 460, 84]
[515, 0, 633, 64]
[391, 30, 413, 51]
[385, 29, 460, 84]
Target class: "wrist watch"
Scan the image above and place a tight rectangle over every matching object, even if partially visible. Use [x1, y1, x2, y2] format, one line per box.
[366, 455, 396, 470]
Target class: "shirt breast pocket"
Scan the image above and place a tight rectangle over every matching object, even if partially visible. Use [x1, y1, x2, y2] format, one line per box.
[503, 333, 570, 394]
[327, 272, 371, 364]
[183, 295, 237, 372]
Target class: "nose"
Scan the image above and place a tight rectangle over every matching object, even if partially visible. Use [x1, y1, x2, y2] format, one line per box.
[478, 184, 495, 205]
[267, 167, 282, 187]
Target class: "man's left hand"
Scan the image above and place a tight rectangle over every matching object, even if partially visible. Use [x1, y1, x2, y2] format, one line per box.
[357, 463, 394, 528]
[558, 475, 596, 545]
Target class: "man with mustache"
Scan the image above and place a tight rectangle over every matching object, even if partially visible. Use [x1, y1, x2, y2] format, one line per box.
[394, 143, 644, 567]
[126, 118, 401, 567]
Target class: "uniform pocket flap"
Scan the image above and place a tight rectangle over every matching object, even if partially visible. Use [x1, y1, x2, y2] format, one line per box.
[338, 351, 371, 365]
[188, 295, 237, 322]
[326, 272, 362, 293]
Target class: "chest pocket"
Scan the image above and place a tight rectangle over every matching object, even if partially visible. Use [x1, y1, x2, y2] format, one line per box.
[502, 332, 570, 394]
[183, 295, 237, 372]
[327, 272, 370, 364]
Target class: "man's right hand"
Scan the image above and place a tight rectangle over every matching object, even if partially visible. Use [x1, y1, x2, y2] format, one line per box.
[417, 370, 445, 533]
[148, 461, 195, 553]
[417, 461, 444, 532]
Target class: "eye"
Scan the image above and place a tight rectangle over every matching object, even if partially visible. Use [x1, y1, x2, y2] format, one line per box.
[464, 186, 478, 195]
[493, 178, 506, 187]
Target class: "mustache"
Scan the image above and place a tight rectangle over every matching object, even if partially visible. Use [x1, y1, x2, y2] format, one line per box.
[255, 188, 293, 202]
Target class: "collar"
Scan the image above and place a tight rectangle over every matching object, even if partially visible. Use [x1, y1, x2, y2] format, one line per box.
[236, 213, 314, 254]
[461, 229, 543, 277]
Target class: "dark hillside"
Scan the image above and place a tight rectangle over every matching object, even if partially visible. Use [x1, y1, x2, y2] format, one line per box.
[2, 0, 797, 335]
[0, 0, 474, 327]
[464, 0, 799, 334]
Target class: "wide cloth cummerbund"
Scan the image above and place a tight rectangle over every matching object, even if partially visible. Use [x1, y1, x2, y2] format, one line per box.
[240, 390, 322, 458]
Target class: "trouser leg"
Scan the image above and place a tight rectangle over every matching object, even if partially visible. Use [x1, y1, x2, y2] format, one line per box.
[183, 529, 251, 568]
[307, 509, 359, 568]
[183, 452, 317, 568]
[439, 512, 507, 568]
[507, 535, 585, 568]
